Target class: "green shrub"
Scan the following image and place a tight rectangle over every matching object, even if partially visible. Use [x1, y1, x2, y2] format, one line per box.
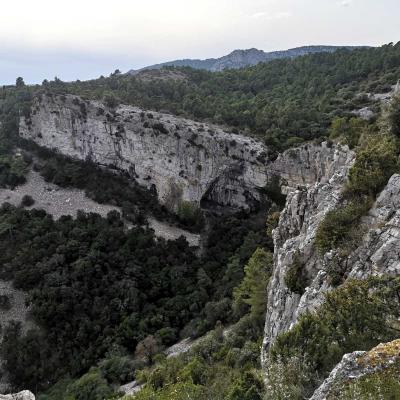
[329, 117, 366, 149]
[315, 200, 371, 254]
[98, 355, 136, 384]
[0, 155, 28, 188]
[227, 370, 264, 400]
[178, 357, 207, 385]
[155, 327, 178, 347]
[284, 252, 308, 295]
[21, 194, 35, 207]
[176, 201, 203, 230]
[264, 356, 313, 400]
[271, 278, 400, 383]
[37, 378, 73, 400]
[68, 368, 114, 400]
[134, 381, 205, 400]
[103, 93, 119, 109]
[345, 134, 399, 198]
[324, 254, 347, 286]
[233, 248, 273, 318]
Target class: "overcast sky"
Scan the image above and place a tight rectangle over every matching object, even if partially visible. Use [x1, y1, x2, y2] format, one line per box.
[1, 0, 399, 85]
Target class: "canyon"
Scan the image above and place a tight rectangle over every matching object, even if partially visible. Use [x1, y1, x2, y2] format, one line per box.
[11, 93, 400, 398]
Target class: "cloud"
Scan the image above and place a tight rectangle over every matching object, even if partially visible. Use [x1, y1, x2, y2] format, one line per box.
[250, 11, 291, 20]
[339, 0, 352, 7]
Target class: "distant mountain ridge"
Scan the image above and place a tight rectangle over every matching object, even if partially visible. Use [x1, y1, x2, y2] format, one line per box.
[129, 45, 368, 74]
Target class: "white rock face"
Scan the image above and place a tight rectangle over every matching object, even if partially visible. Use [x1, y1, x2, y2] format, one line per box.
[262, 157, 400, 365]
[309, 351, 366, 400]
[271, 142, 353, 189]
[0, 391, 35, 400]
[346, 174, 400, 279]
[20, 95, 352, 214]
[262, 146, 355, 363]
[20, 94, 271, 212]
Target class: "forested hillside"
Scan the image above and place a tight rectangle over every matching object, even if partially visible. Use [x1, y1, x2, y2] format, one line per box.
[128, 46, 363, 74]
[39, 43, 400, 150]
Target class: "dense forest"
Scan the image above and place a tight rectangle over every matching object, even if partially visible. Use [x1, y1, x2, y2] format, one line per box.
[0, 201, 271, 391]
[38, 42, 400, 150]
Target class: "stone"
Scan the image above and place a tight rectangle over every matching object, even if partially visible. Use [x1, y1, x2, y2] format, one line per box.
[20, 94, 271, 212]
[262, 165, 400, 368]
[262, 146, 355, 364]
[310, 339, 400, 400]
[118, 381, 144, 396]
[351, 106, 374, 120]
[0, 391, 35, 400]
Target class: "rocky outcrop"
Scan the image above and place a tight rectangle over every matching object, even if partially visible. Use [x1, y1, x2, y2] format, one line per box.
[310, 339, 400, 400]
[262, 159, 400, 365]
[270, 142, 352, 189]
[344, 174, 400, 279]
[0, 391, 35, 400]
[20, 94, 271, 212]
[20, 95, 350, 215]
[262, 146, 355, 361]
[309, 351, 366, 400]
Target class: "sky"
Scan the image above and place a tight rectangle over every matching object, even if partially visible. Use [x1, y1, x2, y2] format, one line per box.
[1, 0, 399, 85]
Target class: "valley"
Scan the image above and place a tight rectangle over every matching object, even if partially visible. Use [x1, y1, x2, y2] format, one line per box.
[0, 43, 400, 400]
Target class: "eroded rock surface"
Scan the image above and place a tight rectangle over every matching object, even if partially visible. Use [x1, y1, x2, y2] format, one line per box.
[346, 174, 400, 279]
[0, 391, 35, 400]
[310, 340, 400, 400]
[262, 145, 355, 361]
[20, 95, 353, 215]
[20, 94, 271, 212]
[262, 161, 400, 365]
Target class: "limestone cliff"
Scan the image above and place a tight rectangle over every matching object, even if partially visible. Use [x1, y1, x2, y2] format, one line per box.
[262, 144, 355, 361]
[20, 95, 350, 215]
[20, 94, 271, 212]
[262, 157, 400, 370]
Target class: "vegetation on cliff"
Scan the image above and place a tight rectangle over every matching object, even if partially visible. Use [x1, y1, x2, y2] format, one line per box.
[270, 278, 400, 398]
[316, 95, 400, 256]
